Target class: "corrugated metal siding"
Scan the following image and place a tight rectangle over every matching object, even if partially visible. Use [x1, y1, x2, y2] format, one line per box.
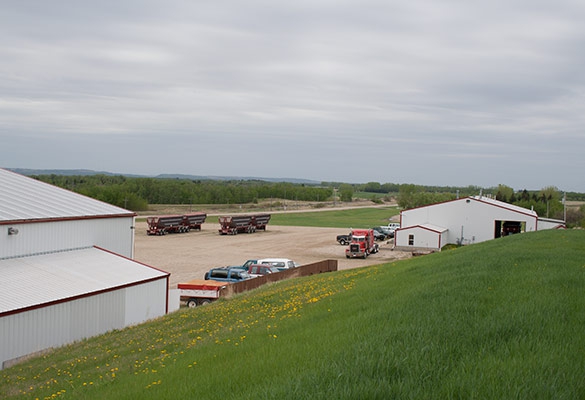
[0, 217, 134, 259]
[124, 281, 168, 326]
[0, 168, 133, 222]
[1, 281, 167, 369]
[0, 247, 168, 314]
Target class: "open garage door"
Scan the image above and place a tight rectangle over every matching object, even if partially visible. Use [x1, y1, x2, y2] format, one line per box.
[495, 220, 525, 238]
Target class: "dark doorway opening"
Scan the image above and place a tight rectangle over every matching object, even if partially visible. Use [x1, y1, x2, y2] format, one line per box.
[495, 220, 524, 238]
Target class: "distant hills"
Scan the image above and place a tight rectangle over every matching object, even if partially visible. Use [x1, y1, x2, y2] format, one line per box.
[6, 168, 322, 185]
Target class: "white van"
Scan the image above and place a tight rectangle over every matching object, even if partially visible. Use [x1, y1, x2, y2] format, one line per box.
[257, 258, 297, 271]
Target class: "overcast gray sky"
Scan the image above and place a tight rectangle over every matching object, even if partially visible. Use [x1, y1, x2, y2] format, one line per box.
[1, 1, 584, 191]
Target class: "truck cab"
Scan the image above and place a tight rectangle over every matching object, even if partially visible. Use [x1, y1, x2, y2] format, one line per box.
[345, 229, 379, 259]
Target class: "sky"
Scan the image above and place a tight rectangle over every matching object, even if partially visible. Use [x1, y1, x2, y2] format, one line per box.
[1, 1, 584, 192]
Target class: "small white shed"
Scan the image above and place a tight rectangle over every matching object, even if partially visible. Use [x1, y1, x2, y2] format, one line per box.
[395, 224, 448, 252]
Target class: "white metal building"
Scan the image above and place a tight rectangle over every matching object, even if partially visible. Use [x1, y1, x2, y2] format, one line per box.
[394, 196, 541, 251]
[537, 217, 566, 230]
[0, 169, 170, 369]
[0, 168, 135, 259]
[396, 224, 449, 251]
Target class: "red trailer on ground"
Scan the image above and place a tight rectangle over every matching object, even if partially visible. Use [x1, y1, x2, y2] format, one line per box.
[182, 212, 207, 231]
[251, 213, 271, 231]
[218, 213, 271, 235]
[147, 212, 207, 235]
[218, 215, 252, 235]
[147, 215, 187, 235]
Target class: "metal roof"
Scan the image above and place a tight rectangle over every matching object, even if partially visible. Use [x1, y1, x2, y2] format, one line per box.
[418, 223, 448, 232]
[0, 168, 134, 222]
[0, 247, 169, 315]
[469, 195, 538, 217]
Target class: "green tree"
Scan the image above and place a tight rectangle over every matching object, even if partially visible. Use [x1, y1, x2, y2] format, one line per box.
[397, 184, 418, 209]
[564, 207, 584, 228]
[338, 184, 354, 202]
[579, 204, 585, 228]
[495, 184, 514, 202]
[539, 186, 562, 218]
[363, 182, 382, 193]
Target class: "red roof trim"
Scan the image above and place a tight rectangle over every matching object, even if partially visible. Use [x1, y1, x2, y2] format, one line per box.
[398, 225, 446, 234]
[0, 213, 136, 226]
[0, 275, 168, 318]
[400, 196, 538, 220]
[94, 245, 171, 276]
[471, 197, 537, 219]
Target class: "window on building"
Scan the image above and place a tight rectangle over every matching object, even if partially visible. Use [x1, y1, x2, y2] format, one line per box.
[408, 234, 414, 246]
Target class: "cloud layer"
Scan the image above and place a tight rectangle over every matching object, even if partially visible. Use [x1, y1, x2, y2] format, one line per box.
[1, 1, 584, 191]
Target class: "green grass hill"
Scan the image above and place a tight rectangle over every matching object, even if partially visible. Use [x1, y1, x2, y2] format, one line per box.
[2, 229, 584, 399]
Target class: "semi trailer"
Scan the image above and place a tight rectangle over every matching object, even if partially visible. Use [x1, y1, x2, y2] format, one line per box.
[146, 215, 187, 235]
[182, 212, 207, 231]
[218, 213, 271, 235]
[147, 213, 207, 235]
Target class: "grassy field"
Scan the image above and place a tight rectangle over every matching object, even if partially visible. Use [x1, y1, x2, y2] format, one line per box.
[137, 206, 400, 228]
[2, 228, 584, 399]
[269, 206, 399, 228]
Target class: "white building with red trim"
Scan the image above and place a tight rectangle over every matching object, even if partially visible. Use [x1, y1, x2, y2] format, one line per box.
[0, 169, 169, 369]
[394, 195, 562, 252]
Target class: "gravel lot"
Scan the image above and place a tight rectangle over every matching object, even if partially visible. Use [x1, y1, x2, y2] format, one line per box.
[133, 219, 412, 288]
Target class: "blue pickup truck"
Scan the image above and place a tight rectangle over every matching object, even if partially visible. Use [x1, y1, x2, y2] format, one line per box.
[204, 266, 251, 282]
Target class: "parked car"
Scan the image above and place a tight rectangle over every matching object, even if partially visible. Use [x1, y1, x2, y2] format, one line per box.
[372, 226, 390, 238]
[241, 259, 260, 269]
[374, 225, 393, 238]
[247, 264, 281, 278]
[387, 223, 400, 237]
[372, 229, 387, 241]
[336, 233, 352, 245]
[204, 267, 251, 282]
[257, 258, 298, 271]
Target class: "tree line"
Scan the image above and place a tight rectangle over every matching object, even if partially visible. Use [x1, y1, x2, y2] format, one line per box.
[32, 174, 584, 227]
[32, 175, 334, 211]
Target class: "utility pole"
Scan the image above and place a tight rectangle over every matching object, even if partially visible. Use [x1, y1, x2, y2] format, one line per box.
[563, 192, 567, 222]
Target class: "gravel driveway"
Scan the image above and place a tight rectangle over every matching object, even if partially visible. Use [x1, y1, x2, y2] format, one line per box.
[133, 220, 412, 287]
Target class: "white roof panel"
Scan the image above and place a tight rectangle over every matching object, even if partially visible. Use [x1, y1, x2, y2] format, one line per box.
[0, 247, 169, 314]
[0, 168, 134, 222]
[470, 195, 538, 217]
[402, 223, 448, 233]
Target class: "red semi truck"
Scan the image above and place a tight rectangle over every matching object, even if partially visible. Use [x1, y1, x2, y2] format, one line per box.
[345, 228, 379, 259]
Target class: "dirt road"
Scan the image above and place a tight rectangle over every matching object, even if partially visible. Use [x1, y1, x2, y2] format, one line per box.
[133, 220, 412, 287]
